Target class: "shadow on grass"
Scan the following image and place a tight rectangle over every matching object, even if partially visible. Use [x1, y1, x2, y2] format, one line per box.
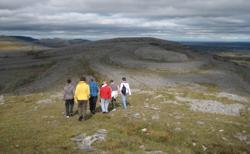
[72, 110, 93, 121]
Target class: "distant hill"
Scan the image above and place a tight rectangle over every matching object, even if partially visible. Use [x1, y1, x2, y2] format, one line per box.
[35, 38, 90, 48]
[180, 42, 250, 53]
[0, 36, 38, 42]
[0, 35, 91, 48]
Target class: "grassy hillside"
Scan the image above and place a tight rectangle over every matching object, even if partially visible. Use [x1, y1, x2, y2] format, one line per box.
[214, 52, 250, 68]
[0, 84, 249, 153]
[0, 37, 249, 153]
[0, 35, 90, 52]
[0, 36, 37, 51]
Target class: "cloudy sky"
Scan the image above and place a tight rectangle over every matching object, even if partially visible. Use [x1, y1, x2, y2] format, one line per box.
[0, 0, 250, 41]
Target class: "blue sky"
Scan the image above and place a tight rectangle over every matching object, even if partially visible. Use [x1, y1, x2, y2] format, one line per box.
[0, 0, 250, 41]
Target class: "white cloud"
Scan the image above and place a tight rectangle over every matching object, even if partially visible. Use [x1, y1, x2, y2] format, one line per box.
[0, 0, 250, 41]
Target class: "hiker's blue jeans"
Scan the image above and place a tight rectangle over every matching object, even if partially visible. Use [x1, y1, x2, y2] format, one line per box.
[101, 98, 109, 112]
[121, 94, 127, 109]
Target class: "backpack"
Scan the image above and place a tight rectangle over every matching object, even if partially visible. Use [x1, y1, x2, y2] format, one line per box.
[121, 84, 127, 95]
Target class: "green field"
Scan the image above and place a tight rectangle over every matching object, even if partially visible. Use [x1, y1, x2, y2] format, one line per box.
[0, 84, 249, 154]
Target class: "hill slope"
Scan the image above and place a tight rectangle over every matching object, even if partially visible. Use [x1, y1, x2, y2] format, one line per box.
[0, 37, 249, 153]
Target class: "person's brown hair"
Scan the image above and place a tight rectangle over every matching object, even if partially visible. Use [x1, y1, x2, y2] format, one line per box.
[122, 77, 126, 81]
[80, 76, 86, 81]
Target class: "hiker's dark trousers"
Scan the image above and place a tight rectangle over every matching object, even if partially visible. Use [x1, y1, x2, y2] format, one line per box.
[89, 96, 98, 114]
[65, 99, 74, 116]
[78, 100, 88, 118]
[111, 97, 117, 108]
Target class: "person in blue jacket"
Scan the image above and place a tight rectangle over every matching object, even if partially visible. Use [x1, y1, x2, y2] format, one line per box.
[89, 78, 99, 114]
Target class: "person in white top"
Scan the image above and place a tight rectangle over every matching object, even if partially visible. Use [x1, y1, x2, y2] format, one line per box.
[119, 77, 131, 109]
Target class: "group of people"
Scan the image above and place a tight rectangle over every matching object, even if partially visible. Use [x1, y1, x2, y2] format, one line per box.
[63, 76, 131, 121]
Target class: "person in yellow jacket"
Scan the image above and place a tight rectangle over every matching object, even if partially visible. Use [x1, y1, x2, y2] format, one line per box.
[74, 76, 90, 121]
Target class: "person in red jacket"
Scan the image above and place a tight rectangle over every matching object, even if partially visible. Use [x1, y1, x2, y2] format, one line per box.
[100, 81, 112, 113]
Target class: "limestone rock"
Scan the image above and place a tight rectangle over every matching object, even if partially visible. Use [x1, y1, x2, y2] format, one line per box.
[71, 134, 85, 142]
[174, 128, 182, 131]
[71, 129, 107, 152]
[190, 100, 244, 116]
[152, 114, 160, 120]
[144, 103, 160, 110]
[141, 128, 147, 133]
[145, 150, 164, 154]
[176, 96, 244, 116]
[0, 95, 4, 105]
[234, 132, 249, 143]
[196, 121, 205, 125]
[139, 145, 145, 150]
[160, 100, 179, 105]
[217, 92, 248, 103]
[174, 116, 182, 120]
[153, 95, 164, 99]
[202, 145, 207, 151]
[50, 92, 63, 99]
[132, 112, 141, 119]
[36, 99, 53, 104]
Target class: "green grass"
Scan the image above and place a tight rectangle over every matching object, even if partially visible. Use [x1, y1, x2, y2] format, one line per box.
[77, 56, 107, 83]
[0, 84, 249, 153]
[169, 84, 245, 105]
[0, 42, 25, 50]
[0, 41, 50, 52]
[26, 50, 51, 59]
[219, 52, 250, 58]
[232, 60, 250, 67]
[216, 52, 250, 68]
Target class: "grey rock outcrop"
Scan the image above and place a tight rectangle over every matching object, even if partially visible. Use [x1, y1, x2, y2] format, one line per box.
[176, 96, 244, 116]
[189, 100, 244, 116]
[0, 95, 4, 105]
[217, 92, 248, 103]
[71, 129, 107, 152]
[36, 99, 53, 104]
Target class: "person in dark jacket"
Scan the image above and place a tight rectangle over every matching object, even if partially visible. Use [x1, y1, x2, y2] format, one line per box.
[110, 80, 118, 110]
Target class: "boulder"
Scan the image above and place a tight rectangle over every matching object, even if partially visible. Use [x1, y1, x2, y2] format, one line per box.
[36, 99, 53, 104]
[217, 92, 248, 103]
[145, 150, 164, 154]
[71, 129, 107, 152]
[0, 95, 4, 105]
[152, 114, 160, 120]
